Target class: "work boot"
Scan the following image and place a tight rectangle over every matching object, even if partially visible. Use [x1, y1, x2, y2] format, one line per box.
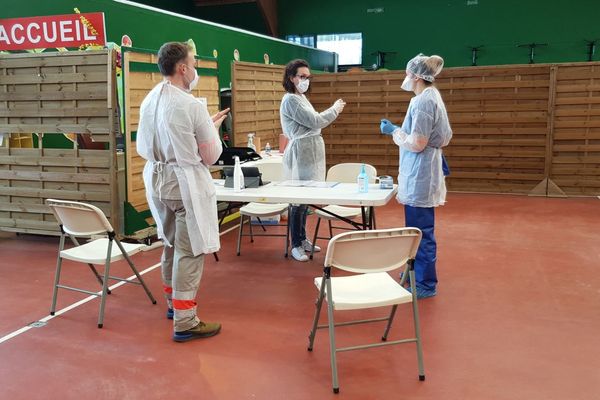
[173, 321, 221, 342]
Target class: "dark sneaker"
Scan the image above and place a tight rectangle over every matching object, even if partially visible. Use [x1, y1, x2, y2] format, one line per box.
[406, 286, 437, 299]
[173, 321, 221, 342]
[167, 308, 174, 320]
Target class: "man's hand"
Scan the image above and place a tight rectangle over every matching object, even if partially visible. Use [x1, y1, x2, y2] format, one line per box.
[211, 108, 230, 129]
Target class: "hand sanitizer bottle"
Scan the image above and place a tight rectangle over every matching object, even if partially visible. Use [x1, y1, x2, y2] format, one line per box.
[233, 156, 244, 192]
[247, 133, 256, 151]
[357, 164, 368, 193]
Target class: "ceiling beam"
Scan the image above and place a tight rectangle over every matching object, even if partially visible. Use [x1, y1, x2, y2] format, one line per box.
[256, 0, 278, 37]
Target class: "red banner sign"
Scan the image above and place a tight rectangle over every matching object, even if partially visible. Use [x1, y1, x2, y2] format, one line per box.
[0, 13, 106, 51]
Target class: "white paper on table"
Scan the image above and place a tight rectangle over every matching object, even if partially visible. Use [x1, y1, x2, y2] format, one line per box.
[277, 180, 339, 188]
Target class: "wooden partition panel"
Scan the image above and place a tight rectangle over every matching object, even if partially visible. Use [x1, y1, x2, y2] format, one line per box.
[551, 64, 600, 195]
[121, 48, 219, 234]
[437, 65, 550, 194]
[310, 71, 412, 178]
[0, 50, 119, 235]
[231, 61, 285, 148]
[309, 62, 600, 196]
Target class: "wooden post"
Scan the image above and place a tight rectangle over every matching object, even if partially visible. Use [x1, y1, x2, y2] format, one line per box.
[530, 65, 566, 197]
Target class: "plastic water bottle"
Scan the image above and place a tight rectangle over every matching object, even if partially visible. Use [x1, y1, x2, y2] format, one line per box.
[247, 133, 256, 151]
[233, 156, 244, 192]
[357, 164, 368, 193]
[265, 142, 271, 156]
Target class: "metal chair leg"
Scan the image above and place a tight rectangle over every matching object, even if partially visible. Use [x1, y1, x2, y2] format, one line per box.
[328, 220, 333, 238]
[410, 268, 425, 380]
[50, 234, 66, 315]
[69, 234, 111, 294]
[326, 277, 340, 393]
[97, 239, 113, 328]
[382, 305, 398, 341]
[115, 239, 157, 304]
[256, 216, 267, 232]
[249, 215, 254, 242]
[308, 274, 327, 350]
[310, 217, 322, 260]
[236, 215, 244, 256]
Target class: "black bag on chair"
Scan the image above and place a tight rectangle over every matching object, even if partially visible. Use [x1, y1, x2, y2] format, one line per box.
[214, 147, 261, 165]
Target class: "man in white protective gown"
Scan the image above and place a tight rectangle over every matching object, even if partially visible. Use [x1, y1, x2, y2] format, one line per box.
[137, 41, 229, 342]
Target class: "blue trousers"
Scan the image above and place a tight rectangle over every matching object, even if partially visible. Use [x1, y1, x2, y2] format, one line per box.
[289, 204, 308, 248]
[404, 205, 437, 291]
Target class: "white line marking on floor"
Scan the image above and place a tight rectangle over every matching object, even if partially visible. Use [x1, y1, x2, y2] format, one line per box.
[0, 262, 161, 345]
[0, 226, 241, 345]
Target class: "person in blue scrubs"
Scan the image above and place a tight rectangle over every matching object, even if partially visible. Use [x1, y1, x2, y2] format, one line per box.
[380, 54, 453, 298]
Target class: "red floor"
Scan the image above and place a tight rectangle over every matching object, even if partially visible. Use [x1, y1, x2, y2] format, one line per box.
[0, 193, 599, 400]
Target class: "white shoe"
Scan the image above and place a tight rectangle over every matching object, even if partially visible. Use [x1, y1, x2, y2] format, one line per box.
[301, 239, 321, 253]
[291, 246, 309, 262]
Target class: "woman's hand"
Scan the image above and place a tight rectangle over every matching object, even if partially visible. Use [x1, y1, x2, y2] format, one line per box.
[380, 119, 398, 135]
[332, 99, 346, 114]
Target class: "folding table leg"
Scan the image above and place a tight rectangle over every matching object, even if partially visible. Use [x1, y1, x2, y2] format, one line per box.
[284, 213, 290, 258]
[310, 217, 322, 260]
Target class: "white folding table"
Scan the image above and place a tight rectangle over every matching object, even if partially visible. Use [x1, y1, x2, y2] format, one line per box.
[214, 180, 398, 230]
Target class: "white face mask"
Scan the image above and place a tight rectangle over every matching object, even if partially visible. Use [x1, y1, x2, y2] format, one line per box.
[296, 78, 310, 94]
[187, 67, 199, 92]
[401, 75, 414, 92]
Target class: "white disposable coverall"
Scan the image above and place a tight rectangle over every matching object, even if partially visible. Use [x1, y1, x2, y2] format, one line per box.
[280, 93, 339, 181]
[393, 86, 452, 208]
[137, 81, 222, 256]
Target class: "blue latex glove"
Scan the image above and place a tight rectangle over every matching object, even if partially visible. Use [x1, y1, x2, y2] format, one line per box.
[380, 119, 398, 135]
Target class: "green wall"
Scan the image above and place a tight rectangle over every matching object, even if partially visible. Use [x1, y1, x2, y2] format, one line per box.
[278, 0, 600, 69]
[2, 0, 335, 87]
[135, 0, 269, 35]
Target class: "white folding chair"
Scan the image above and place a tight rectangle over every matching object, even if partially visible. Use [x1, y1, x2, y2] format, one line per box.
[236, 162, 290, 257]
[307, 227, 425, 393]
[310, 163, 377, 259]
[46, 199, 157, 328]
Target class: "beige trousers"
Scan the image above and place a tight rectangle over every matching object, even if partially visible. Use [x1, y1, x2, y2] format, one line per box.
[153, 198, 204, 332]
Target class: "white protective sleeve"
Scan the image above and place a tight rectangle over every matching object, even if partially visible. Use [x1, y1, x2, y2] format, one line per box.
[392, 107, 434, 152]
[192, 102, 223, 166]
[285, 95, 338, 130]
